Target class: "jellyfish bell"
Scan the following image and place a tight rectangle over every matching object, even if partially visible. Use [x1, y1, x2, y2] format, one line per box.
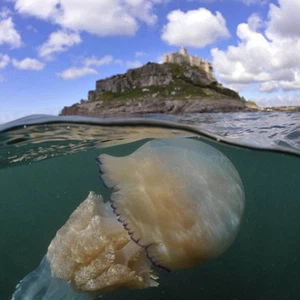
[98, 138, 245, 271]
[12, 138, 245, 299]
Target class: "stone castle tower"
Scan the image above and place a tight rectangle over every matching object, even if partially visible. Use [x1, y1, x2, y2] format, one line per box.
[163, 47, 215, 81]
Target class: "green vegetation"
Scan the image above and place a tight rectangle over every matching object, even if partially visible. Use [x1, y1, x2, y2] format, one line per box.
[92, 82, 210, 103]
[167, 63, 187, 77]
[89, 62, 242, 103]
[246, 100, 259, 107]
[167, 62, 206, 77]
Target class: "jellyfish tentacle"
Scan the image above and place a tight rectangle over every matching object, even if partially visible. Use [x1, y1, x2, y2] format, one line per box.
[11, 255, 91, 300]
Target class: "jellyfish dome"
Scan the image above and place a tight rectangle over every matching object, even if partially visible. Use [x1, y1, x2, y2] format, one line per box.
[98, 138, 245, 270]
[12, 138, 245, 299]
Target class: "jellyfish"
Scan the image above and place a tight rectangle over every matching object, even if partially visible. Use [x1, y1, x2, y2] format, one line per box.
[12, 138, 245, 299]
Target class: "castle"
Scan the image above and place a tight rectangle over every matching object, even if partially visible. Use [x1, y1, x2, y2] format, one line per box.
[163, 47, 215, 81]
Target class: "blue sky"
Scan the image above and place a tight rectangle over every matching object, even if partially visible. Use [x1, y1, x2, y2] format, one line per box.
[1, 0, 300, 123]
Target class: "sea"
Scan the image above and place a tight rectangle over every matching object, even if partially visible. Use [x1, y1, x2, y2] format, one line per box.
[0, 111, 299, 300]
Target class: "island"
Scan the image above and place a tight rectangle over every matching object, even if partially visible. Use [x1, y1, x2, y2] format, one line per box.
[60, 47, 295, 118]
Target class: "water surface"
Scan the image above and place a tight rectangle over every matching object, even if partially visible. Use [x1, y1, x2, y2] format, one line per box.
[1, 116, 299, 300]
[150, 111, 300, 151]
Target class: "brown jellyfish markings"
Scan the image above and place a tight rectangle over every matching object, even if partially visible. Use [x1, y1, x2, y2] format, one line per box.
[11, 138, 245, 300]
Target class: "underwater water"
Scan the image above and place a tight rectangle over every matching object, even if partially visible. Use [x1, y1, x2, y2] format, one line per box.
[0, 116, 300, 300]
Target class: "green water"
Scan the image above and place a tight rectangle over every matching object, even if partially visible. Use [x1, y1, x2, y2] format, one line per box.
[1, 137, 300, 300]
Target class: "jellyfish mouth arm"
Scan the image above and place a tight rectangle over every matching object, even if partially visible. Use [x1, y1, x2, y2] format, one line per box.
[12, 192, 158, 300]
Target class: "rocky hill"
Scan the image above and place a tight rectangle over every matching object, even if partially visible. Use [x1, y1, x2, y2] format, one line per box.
[60, 62, 255, 117]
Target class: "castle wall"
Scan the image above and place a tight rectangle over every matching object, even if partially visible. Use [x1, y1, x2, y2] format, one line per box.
[163, 48, 215, 80]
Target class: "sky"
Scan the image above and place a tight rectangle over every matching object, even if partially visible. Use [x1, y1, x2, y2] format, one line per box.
[1, 0, 300, 123]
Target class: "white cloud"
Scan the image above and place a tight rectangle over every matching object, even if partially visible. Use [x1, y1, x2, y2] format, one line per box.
[0, 16, 22, 48]
[247, 13, 265, 31]
[256, 93, 300, 107]
[38, 30, 81, 59]
[259, 81, 279, 93]
[0, 53, 10, 68]
[14, 0, 58, 19]
[57, 54, 143, 80]
[26, 24, 38, 33]
[239, 0, 269, 5]
[135, 51, 147, 57]
[57, 54, 116, 80]
[57, 67, 97, 80]
[12, 58, 45, 70]
[15, 0, 159, 36]
[0, 7, 11, 18]
[161, 8, 230, 48]
[266, 0, 300, 39]
[182, 0, 270, 4]
[279, 70, 300, 91]
[126, 60, 142, 68]
[84, 55, 113, 67]
[211, 0, 300, 96]
[113, 58, 143, 68]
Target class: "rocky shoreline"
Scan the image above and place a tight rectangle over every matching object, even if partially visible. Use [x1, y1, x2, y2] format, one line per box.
[60, 98, 300, 118]
[60, 97, 259, 118]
